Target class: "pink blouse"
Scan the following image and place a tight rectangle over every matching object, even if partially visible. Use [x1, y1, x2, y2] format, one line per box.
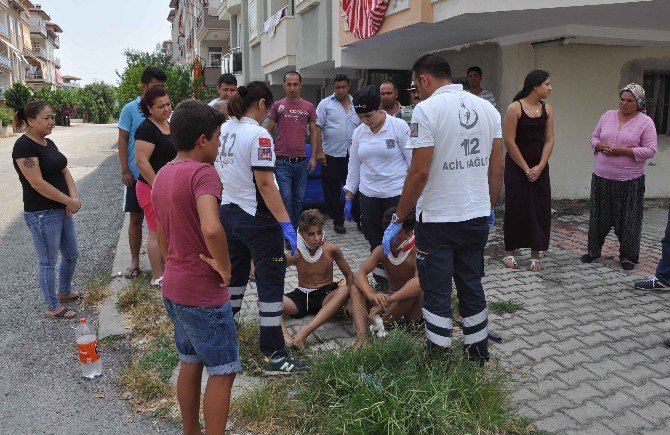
[590, 110, 657, 181]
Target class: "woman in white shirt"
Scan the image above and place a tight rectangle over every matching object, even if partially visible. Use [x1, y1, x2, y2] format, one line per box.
[344, 85, 412, 252]
[214, 81, 305, 375]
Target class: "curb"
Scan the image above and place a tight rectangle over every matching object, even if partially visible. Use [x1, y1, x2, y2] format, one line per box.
[99, 213, 134, 339]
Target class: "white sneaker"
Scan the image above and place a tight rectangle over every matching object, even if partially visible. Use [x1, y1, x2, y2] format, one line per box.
[150, 276, 163, 287]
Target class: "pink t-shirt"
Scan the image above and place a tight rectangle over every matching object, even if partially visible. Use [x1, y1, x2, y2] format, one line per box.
[152, 160, 229, 307]
[590, 110, 657, 181]
[268, 97, 317, 157]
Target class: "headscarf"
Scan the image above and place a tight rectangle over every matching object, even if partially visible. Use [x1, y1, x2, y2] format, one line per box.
[620, 83, 646, 113]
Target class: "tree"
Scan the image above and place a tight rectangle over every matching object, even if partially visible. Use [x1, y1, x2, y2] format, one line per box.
[4, 82, 32, 112]
[82, 82, 116, 123]
[116, 47, 195, 108]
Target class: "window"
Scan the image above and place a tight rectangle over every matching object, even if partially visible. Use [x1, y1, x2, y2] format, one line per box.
[643, 71, 670, 135]
[209, 46, 222, 67]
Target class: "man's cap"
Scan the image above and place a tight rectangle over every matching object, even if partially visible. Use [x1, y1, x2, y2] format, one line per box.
[407, 82, 416, 91]
[353, 85, 381, 114]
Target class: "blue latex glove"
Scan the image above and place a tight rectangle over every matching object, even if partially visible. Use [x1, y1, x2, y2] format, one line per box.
[487, 209, 495, 228]
[279, 222, 297, 255]
[382, 222, 403, 255]
[344, 198, 353, 222]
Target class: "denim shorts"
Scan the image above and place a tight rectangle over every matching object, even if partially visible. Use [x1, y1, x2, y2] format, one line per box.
[163, 298, 242, 375]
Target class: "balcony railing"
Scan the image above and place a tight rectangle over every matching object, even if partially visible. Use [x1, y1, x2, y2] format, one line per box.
[53, 56, 60, 67]
[221, 49, 242, 74]
[0, 23, 9, 38]
[33, 47, 50, 60]
[26, 72, 45, 81]
[0, 54, 11, 69]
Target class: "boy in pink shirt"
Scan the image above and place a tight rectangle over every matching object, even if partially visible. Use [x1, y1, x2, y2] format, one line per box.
[152, 99, 238, 435]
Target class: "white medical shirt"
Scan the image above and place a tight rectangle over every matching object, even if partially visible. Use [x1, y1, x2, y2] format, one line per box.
[407, 84, 502, 223]
[214, 117, 277, 217]
[344, 114, 412, 198]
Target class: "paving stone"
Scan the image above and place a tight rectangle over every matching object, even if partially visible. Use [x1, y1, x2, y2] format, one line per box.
[632, 401, 670, 425]
[522, 343, 560, 361]
[582, 358, 628, 377]
[529, 394, 576, 415]
[603, 409, 655, 433]
[627, 381, 668, 403]
[557, 383, 604, 405]
[592, 374, 634, 394]
[595, 390, 638, 412]
[582, 344, 617, 360]
[556, 366, 599, 385]
[563, 400, 613, 424]
[578, 332, 611, 347]
[534, 412, 578, 432]
[554, 350, 591, 369]
[566, 422, 617, 435]
[616, 365, 661, 386]
[530, 358, 563, 377]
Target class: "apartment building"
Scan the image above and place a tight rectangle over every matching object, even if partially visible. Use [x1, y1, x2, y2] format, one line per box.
[221, 0, 670, 199]
[27, 4, 62, 89]
[167, 0, 230, 86]
[0, 0, 34, 98]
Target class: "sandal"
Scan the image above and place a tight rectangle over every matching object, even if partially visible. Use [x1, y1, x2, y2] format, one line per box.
[123, 267, 142, 279]
[57, 291, 80, 302]
[528, 259, 543, 272]
[45, 306, 76, 319]
[502, 256, 519, 269]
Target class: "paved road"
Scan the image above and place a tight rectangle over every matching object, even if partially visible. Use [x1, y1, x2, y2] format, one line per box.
[0, 123, 179, 434]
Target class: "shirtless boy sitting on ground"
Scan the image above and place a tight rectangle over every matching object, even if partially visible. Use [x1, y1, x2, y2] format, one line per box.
[282, 209, 354, 348]
[351, 208, 423, 345]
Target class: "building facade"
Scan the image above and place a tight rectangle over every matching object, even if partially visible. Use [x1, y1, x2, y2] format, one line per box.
[219, 0, 670, 199]
[168, 0, 230, 86]
[27, 4, 62, 89]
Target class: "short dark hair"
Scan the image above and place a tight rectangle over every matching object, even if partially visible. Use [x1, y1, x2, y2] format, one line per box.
[284, 71, 302, 83]
[139, 86, 169, 117]
[227, 81, 274, 119]
[141, 67, 167, 84]
[411, 54, 452, 80]
[298, 209, 325, 232]
[382, 207, 416, 233]
[333, 73, 350, 84]
[170, 99, 225, 151]
[380, 80, 396, 91]
[217, 73, 237, 87]
[467, 66, 482, 76]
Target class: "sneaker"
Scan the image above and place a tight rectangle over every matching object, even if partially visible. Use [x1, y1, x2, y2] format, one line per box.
[150, 276, 163, 287]
[621, 260, 635, 271]
[334, 224, 346, 234]
[580, 254, 598, 263]
[262, 355, 308, 375]
[634, 276, 667, 291]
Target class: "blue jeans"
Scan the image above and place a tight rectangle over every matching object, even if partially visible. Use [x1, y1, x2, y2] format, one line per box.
[415, 216, 490, 362]
[163, 298, 242, 375]
[24, 209, 79, 310]
[656, 203, 670, 285]
[219, 204, 288, 358]
[274, 158, 308, 228]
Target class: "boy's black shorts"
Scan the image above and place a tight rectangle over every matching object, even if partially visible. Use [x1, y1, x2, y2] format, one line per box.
[285, 282, 339, 318]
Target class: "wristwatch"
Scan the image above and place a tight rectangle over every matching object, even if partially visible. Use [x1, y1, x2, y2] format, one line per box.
[391, 213, 404, 224]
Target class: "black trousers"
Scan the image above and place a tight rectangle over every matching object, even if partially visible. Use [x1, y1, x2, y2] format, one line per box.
[359, 193, 401, 251]
[321, 154, 359, 226]
[416, 216, 490, 362]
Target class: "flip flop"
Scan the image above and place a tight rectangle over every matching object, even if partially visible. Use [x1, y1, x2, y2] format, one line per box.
[123, 267, 142, 279]
[502, 255, 519, 269]
[528, 259, 543, 272]
[45, 307, 76, 319]
[57, 291, 80, 302]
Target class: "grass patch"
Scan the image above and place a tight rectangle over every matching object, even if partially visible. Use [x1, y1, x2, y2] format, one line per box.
[231, 379, 298, 434]
[116, 276, 154, 312]
[233, 330, 531, 434]
[236, 320, 267, 375]
[489, 300, 526, 315]
[138, 344, 180, 383]
[80, 270, 113, 307]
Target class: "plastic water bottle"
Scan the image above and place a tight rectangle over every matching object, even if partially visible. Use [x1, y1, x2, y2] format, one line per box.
[369, 315, 388, 338]
[76, 318, 102, 378]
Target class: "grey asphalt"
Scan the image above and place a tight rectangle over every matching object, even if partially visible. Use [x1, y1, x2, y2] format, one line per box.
[0, 123, 179, 434]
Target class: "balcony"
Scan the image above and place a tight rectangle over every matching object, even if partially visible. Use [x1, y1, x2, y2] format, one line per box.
[0, 54, 10, 70]
[53, 56, 60, 67]
[0, 23, 9, 39]
[260, 15, 296, 75]
[32, 47, 50, 61]
[52, 35, 59, 48]
[196, 10, 228, 42]
[221, 49, 242, 74]
[30, 22, 47, 38]
[26, 72, 45, 82]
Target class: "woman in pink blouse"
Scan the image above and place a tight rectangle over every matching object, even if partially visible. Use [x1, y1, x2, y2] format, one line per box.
[581, 83, 657, 270]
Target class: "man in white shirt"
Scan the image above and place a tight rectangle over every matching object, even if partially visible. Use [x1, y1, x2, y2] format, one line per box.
[382, 54, 505, 364]
[380, 80, 402, 118]
[467, 66, 497, 108]
[208, 73, 238, 109]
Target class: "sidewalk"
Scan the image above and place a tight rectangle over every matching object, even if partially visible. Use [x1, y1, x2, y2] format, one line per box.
[104, 203, 670, 434]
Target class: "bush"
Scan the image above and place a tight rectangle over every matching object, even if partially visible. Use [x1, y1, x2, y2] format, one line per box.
[4, 82, 32, 112]
[0, 106, 13, 127]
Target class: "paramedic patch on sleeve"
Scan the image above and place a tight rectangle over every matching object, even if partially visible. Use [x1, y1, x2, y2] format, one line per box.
[258, 147, 272, 161]
[410, 123, 419, 138]
[259, 137, 271, 146]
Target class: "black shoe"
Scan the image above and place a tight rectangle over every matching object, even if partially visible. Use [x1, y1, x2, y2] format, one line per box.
[581, 254, 598, 263]
[634, 276, 667, 291]
[621, 260, 635, 271]
[334, 224, 346, 234]
[262, 355, 308, 375]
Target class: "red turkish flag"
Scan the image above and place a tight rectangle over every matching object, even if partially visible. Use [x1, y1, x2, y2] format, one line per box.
[342, 0, 389, 39]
